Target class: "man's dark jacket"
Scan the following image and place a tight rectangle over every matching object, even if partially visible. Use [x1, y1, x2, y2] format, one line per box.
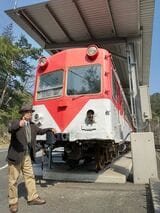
[7, 120, 51, 165]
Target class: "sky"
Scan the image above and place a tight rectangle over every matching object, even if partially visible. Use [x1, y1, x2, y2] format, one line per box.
[0, 0, 160, 95]
[149, 0, 160, 94]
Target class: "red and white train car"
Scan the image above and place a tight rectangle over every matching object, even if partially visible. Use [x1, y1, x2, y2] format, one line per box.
[32, 45, 133, 170]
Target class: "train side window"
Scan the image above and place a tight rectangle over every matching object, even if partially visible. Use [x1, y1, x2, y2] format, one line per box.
[37, 70, 63, 99]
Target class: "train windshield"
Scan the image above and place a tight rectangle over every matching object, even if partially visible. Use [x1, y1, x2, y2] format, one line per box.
[37, 70, 63, 99]
[67, 64, 101, 95]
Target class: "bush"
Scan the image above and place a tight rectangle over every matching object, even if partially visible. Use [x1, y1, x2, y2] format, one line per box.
[0, 123, 10, 144]
[0, 108, 20, 144]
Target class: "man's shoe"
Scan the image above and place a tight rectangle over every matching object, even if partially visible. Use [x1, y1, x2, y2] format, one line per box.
[9, 203, 18, 213]
[28, 197, 46, 205]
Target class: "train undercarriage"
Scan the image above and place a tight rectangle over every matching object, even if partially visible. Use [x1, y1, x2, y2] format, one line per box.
[43, 132, 130, 172]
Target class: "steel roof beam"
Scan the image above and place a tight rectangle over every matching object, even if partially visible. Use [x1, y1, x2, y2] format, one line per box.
[73, 0, 94, 40]
[17, 9, 53, 44]
[111, 52, 127, 62]
[45, 36, 141, 50]
[105, 0, 117, 36]
[45, 4, 73, 41]
[45, 40, 125, 50]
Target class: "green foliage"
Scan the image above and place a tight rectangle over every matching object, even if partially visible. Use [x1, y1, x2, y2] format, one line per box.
[150, 93, 160, 145]
[150, 93, 160, 118]
[0, 24, 42, 141]
[0, 24, 42, 109]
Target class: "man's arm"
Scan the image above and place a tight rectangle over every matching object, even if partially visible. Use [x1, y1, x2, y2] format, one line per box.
[8, 120, 20, 133]
[8, 118, 26, 133]
[36, 126, 56, 135]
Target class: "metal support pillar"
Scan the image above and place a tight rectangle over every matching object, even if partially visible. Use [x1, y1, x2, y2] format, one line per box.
[127, 44, 158, 184]
[127, 42, 143, 131]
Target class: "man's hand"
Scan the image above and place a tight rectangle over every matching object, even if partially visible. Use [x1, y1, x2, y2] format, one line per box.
[51, 128, 56, 133]
[19, 117, 26, 127]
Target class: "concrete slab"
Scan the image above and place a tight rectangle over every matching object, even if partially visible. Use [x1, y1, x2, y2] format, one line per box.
[43, 152, 132, 183]
[149, 178, 160, 213]
[131, 132, 158, 184]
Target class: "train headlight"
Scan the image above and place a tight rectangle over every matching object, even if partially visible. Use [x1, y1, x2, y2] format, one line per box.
[34, 113, 40, 121]
[33, 113, 43, 121]
[32, 112, 43, 127]
[86, 109, 95, 124]
[38, 56, 48, 70]
[86, 45, 99, 60]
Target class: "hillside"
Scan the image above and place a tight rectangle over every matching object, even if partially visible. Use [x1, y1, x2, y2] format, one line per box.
[150, 92, 160, 145]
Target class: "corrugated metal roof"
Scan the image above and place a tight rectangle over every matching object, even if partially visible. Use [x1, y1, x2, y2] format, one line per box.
[5, 0, 155, 91]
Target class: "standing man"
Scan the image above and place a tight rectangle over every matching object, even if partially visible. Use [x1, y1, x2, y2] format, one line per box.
[7, 104, 56, 213]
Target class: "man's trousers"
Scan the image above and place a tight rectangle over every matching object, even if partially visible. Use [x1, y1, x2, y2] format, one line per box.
[8, 154, 39, 205]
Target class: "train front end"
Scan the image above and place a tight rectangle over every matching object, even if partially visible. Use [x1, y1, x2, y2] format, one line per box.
[32, 46, 131, 170]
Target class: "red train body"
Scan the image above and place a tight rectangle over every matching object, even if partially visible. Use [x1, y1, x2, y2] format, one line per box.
[32, 45, 133, 170]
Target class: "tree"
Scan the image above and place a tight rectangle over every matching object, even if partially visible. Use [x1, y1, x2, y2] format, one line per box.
[0, 24, 43, 142]
[150, 92, 160, 145]
[150, 93, 160, 118]
[0, 24, 42, 109]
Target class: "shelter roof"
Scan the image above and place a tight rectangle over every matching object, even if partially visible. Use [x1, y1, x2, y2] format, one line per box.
[6, 0, 155, 92]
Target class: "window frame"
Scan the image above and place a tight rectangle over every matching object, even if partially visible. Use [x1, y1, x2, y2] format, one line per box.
[36, 69, 64, 100]
[66, 64, 102, 96]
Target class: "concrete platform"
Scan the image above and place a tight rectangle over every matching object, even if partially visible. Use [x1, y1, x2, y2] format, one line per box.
[42, 152, 132, 183]
[149, 178, 160, 213]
